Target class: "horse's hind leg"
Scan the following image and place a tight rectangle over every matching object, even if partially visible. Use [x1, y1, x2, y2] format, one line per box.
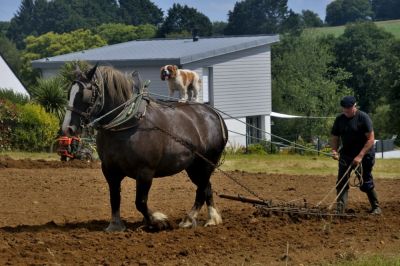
[182, 164, 222, 228]
[103, 166, 126, 232]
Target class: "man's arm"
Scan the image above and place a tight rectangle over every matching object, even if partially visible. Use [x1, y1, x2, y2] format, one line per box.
[331, 135, 340, 160]
[353, 131, 375, 165]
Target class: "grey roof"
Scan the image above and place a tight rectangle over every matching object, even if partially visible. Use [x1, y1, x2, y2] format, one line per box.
[32, 35, 279, 69]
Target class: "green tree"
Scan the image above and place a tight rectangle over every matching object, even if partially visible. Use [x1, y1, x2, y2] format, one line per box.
[158, 4, 212, 37]
[0, 22, 10, 36]
[0, 36, 22, 74]
[21, 29, 107, 87]
[212, 21, 227, 36]
[326, 0, 373, 26]
[301, 10, 324, 28]
[372, 0, 400, 21]
[334, 22, 394, 112]
[95, 23, 156, 44]
[224, 0, 289, 35]
[272, 34, 351, 140]
[119, 0, 163, 26]
[6, 0, 35, 49]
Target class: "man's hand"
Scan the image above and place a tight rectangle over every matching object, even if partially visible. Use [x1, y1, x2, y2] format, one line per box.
[332, 150, 339, 160]
[353, 154, 363, 165]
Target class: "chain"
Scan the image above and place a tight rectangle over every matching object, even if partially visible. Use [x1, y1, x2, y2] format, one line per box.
[147, 119, 265, 201]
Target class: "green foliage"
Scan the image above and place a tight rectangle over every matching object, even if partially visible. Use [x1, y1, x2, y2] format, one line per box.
[334, 22, 395, 112]
[95, 23, 156, 44]
[30, 76, 67, 121]
[0, 99, 20, 151]
[372, 0, 400, 20]
[58, 60, 91, 85]
[212, 21, 227, 36]
[21, 29, 107, 87]
[0, 35, 22, 74]
[326, 0, 373, 26]
[0, 89, 29, 105]
[224, 0, 289, 35]
[12, 103, 59, 151]
[301, 10, 324, 28]
[272, 33, 351, 140]
[118, 0, 163, 26]
[0, 22, 10, 36]
[158, 4, 212, 37]
[246, 141, 279, 155]
[370, 101, 392, 139]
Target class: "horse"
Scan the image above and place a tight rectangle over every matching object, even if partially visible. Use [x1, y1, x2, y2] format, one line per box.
[62, 64, 228, 231]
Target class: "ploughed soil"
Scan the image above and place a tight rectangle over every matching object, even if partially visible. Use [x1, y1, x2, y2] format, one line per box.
[0, 156, 399, 265]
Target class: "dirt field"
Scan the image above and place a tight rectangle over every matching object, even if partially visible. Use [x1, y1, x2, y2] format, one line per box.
[1, 156, 399, 265]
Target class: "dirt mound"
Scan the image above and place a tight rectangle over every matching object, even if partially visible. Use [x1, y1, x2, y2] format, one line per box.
[0, 161, 399, 265]
[0, 156, 100, 169]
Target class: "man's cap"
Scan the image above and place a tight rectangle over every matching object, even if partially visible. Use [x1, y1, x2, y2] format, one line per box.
[340, 96, 356, 108]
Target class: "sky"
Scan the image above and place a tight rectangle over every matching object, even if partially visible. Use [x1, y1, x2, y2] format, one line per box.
[0, 0, 332, 22]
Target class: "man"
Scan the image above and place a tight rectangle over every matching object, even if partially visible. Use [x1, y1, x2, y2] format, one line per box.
[331, 96, 381, 215]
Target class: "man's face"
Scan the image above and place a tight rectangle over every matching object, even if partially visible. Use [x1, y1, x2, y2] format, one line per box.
[342, 105, 356, 118]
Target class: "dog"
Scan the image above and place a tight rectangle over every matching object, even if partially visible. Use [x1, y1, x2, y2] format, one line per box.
[160, 65, 201, 102]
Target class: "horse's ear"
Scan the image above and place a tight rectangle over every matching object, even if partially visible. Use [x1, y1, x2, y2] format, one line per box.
[86, 63, 98, 81]
[73, 64, 83, 80]
[131, 70, 143, 93]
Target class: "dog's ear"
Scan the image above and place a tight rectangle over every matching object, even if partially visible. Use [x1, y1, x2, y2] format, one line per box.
[160, 66, 165, 80]
[173, 65, 178, 71]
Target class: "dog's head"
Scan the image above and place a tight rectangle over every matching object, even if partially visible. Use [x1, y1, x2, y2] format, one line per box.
[160, 65, 178, 80]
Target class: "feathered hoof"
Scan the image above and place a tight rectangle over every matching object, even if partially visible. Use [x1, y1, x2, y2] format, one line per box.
[105, 221, 126, 232]
[146, 212, 171, 231]
[179, 216, 197, 229]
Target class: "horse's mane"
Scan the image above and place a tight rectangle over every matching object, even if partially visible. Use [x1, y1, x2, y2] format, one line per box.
[98, 66, 134, 103]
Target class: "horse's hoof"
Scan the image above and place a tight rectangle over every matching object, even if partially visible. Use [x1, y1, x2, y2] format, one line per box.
[205, 207, 222, 227]
[147, 212, 171, 231]
[105, 222, 126, 232]
[179, 216, 197, 228]
[178, 99, 187, 103]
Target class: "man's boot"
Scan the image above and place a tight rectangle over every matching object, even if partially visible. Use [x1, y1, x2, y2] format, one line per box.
[367, 189, 381, 215]
[336, 188, 348, 214]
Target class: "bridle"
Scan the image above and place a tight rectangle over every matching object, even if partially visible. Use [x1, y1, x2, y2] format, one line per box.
[67, 71, 104, 125]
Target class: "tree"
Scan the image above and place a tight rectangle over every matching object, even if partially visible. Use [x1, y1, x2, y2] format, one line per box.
[301, 10, 324, 28]
[326, 0, 373, 26]
[212, 21, 227, 36]
[0, 36, 22, 74]
[158, 4, 212, 37]
[6, 0, 35, 49]
[224, 0, 289, 35]
[372, 0, 400, 21]
[334, 22, 394, 113]
[272, 34, 351, 140]
[95, 23, 156, 44]
[119, 0, 163, 26]
[21, 29, 107, 87]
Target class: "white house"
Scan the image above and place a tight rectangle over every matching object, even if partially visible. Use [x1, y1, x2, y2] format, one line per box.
[32, 35, 279, 147]
[0, 54, 30, 98]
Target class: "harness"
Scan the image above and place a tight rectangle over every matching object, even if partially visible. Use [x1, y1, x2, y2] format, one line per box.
[67, 69, 148, 131]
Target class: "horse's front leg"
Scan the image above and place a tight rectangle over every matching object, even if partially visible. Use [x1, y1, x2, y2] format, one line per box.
[103, 167, 126, 232]
[136, 171, 170, 230]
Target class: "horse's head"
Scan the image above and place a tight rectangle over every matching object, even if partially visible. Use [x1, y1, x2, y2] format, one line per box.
[62, 64, 104, 136]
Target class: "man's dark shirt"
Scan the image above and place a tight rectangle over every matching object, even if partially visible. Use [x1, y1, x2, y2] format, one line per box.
[331, 110, 374, 158]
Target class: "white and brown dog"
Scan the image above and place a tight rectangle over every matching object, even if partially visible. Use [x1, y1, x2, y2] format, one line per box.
[160, 65, 200, 102]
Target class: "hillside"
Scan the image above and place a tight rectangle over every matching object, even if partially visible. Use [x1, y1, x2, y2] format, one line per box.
[306, 19, 400, 38]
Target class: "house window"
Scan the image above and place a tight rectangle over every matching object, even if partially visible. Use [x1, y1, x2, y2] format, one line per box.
[246, 116, 262, 145]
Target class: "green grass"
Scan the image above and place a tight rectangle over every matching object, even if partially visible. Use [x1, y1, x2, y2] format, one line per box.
[306, 19, 400, 38]
[221, 153, 400, 179]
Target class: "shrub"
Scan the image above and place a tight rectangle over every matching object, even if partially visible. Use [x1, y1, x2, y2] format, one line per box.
[0, 99, 20, 151]
[12, 103, 59, 151]
[246, 141, 278, 155]
[0, 88, 29, 104]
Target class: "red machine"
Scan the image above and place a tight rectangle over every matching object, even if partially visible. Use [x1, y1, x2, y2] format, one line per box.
[57, 136, 81, 161]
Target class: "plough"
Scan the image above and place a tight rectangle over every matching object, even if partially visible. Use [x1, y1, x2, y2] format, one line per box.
[219, 194, 356, 218]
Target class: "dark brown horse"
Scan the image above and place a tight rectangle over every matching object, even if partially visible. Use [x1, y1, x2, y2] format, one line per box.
[62, 65, 227, 231]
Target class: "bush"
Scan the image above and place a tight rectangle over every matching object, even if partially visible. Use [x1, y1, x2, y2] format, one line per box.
[0, 99, 20, 151]
[12, 103, 59, 151]
[246, 141, 279, 155]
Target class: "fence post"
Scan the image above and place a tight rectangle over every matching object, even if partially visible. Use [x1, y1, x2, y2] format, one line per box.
[317, 137, 320, 156]
[381, 140, 384, 159]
